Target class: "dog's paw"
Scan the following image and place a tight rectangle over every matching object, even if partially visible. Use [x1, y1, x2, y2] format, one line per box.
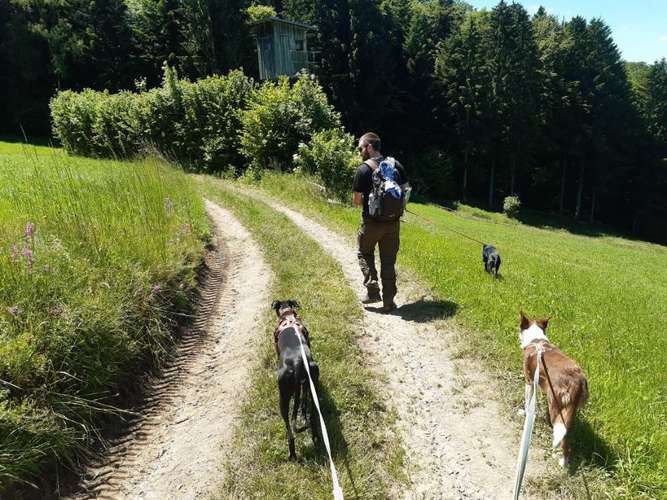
[288, 453, 297, 462]
[517, 408, 526, 417]
[558, 456, 568, 468]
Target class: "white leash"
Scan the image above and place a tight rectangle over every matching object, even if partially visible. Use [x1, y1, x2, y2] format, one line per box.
[296, 333, 344, 500]
[512, 346, 543, 500]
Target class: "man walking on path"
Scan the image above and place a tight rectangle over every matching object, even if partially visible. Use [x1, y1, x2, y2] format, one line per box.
[352, 132, 409, 313]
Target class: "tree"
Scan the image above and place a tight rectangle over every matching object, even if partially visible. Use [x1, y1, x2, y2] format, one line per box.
[580, 18, 634, 222]
[646, 59, 667, 147]
[91, 0, 136, 89]
[641, 59, 667, 237]
[313, 0, 354, 124]
[487, 1, 540, 205]
[399, 0, 465, 156]
[205, 0, 255, 75]
[435, 10, 493, 203]
[129, 0, 190, 84]
[346, 0, 397, 134]
[532, 9, 584, 213]
[0, 0, 55, 135]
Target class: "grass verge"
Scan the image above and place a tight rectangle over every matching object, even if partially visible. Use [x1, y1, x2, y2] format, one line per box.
[0, 141, 208, 493]
[236, 171, 667, 499]
[198, 178, 405, 499]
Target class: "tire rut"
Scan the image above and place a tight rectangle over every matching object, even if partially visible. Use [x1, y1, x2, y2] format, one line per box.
[68, 200, 271, 500]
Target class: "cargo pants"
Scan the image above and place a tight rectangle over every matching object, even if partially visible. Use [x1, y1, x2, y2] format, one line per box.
[357, 218, 400, 305]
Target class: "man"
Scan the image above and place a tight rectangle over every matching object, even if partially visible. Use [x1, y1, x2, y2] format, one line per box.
[352, 132, 409, 313]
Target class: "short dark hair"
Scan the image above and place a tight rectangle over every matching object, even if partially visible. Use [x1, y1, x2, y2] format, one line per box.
[360, 132, 381, 151]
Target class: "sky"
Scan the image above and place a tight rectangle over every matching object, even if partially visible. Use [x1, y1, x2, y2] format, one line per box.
[467, 0, 667, 64]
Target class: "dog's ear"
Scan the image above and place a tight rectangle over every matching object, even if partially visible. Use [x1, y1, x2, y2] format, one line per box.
[520, 310, 531, 331]
[287, 299, 300, 309]
[536, 317, 550, 331]
[271, 301, 281, 311]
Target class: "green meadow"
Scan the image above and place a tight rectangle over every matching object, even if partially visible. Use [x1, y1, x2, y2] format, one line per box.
[0, 141, 207, 491]
[2, 134, 666, 497]
[245, 171, 667, 498]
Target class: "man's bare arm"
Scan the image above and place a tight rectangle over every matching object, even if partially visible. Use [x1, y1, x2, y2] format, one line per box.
[353, 192, 363, 207]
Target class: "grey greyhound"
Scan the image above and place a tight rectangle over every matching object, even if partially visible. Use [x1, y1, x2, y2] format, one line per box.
[272, 300, 320, 460]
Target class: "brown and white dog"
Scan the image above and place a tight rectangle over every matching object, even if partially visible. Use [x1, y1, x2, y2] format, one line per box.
[519, 311, 589, 467]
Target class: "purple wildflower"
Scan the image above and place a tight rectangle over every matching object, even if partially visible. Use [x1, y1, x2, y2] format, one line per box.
[151, 284, 162, 294]
[25, 221, 35, 240]
[49, 305, 63, 316]
[22, 246, 33, 269]
[10, 244, 19, 262]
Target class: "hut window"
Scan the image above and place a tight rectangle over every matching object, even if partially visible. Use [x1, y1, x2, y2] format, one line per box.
[294, 39, 304, 51]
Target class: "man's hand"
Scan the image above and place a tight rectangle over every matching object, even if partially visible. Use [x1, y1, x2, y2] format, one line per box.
[353, 192, 363, 207]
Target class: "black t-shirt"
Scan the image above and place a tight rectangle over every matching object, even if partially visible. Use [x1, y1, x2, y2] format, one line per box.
[352, 157, 408, 216]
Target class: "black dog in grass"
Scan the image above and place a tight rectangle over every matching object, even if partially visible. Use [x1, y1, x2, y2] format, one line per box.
[482, 244, 501, 277]
[272, 300, 320, 461]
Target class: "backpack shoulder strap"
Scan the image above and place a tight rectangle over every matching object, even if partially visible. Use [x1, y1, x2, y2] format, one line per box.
[364, 159, 379, 171]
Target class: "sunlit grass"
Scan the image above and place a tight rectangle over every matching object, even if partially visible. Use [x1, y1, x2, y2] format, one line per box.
[0, 141, 208, 492]
[245, 171, 667, 498]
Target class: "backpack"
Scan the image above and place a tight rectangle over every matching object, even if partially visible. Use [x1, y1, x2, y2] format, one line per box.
[366, 157, 404, 222]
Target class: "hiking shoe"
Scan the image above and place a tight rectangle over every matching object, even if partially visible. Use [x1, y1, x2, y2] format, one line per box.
[381, 302, 397, 313]
[362, 292, 382, 304]
[362, 281, 381, 303]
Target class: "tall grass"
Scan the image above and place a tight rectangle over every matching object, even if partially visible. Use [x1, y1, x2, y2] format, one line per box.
[245, 171, 667, 498]
[0, 141, 207, 492]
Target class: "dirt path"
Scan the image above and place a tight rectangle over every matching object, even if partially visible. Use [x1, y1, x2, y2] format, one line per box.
[71, 200, 271, 499]
[255, 195, 549, 499]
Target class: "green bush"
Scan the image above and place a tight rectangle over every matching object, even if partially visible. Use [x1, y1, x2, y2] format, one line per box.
[50, 89, 142, 158]
[91, 91, 142, 157]
[50, 67, 255, 173]
[246, 4, 276, 22]
[240, 73, 341, 170]
[294, 128, 357, 200]
[503, 195, 521, 218]
[50, 90, 99, 157]
[50, 69, 342, 176]
[180, 71, 255, 172]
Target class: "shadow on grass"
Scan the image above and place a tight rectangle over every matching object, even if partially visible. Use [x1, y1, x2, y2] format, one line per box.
[515, 209, 615, 239]
[537, 407, 617, 479]
[301, 382, 361, 499]
[366, 297, 458, 323]
[568, 417, 618, 475]
[411, 196, 647, 244]
[0, 134, 54, 147]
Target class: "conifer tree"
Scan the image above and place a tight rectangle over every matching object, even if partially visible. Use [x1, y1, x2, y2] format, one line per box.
[313, 0, 354, 124]
[487, 1, 540, 204]
[435, 10, 493, 202]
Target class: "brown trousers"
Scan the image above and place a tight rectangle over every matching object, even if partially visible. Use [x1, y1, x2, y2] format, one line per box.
[357, 218, 400, 304]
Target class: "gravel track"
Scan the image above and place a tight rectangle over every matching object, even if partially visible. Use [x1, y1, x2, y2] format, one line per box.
[255, 195, 549, 499]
